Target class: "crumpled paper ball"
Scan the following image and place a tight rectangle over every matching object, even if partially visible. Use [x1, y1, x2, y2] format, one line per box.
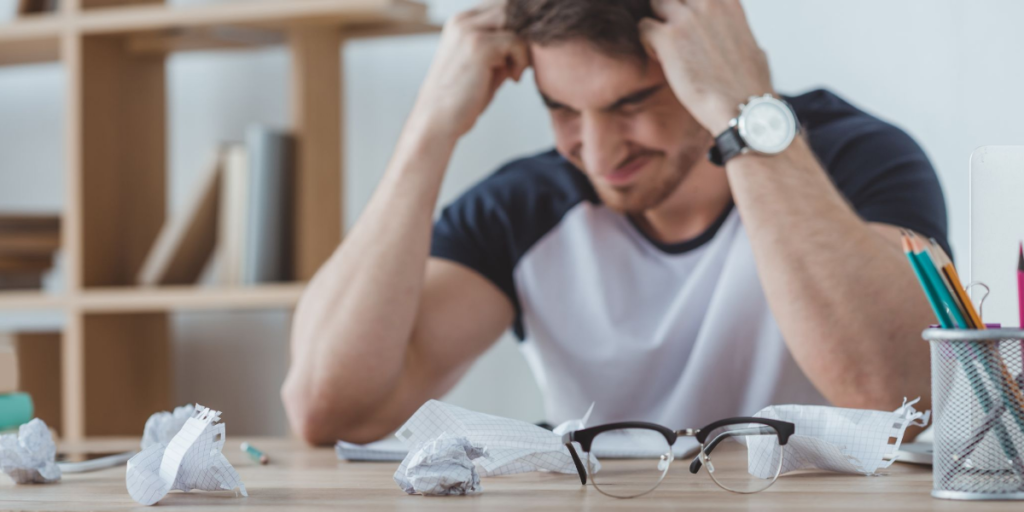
[0, 418, 61, 484]
[399, 433, 486, 496]
[141, 403, 194, 449]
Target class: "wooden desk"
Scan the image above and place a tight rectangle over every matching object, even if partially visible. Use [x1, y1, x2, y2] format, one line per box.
[0, 437, 1020, 511]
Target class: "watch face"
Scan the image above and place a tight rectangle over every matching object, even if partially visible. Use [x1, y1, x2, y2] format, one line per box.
[737, 97, 797, 154]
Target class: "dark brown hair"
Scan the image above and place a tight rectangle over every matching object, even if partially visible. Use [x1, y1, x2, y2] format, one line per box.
[505, 0, 655, 61]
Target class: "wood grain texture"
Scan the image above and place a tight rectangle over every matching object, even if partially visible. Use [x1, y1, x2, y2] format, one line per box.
[82, 313, 170, 436]
[13, 332, 62, 434]
[79, 34, 166, 287]
[289, 26, 342, 281]
[0, 438, 1018, 511]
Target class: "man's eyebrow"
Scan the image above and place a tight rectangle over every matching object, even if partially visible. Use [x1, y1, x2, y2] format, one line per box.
[540, 93, 573, 111]
[605, 85, 664, 111]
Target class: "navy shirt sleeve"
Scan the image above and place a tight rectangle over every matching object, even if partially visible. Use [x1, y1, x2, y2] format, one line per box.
[790, 90, 950, 257]
[431, 150, 593, 338]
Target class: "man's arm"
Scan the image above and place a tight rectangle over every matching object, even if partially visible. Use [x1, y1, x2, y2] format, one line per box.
[641, 0, 935, 412]
[282, 4, 528, 445]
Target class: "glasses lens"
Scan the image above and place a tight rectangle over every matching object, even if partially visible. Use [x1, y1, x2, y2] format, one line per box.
[588, 428, 673, 498]
[700, 423, 783, 493]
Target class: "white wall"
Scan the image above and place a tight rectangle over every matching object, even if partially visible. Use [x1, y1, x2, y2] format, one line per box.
[0, 0, 1020, 434]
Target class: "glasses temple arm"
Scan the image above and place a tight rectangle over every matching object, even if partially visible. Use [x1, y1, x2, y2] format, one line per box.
[688, 427, 776, 474]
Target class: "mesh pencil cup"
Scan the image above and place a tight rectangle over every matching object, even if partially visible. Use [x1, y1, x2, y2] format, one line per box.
[923, 328, 1024, 500]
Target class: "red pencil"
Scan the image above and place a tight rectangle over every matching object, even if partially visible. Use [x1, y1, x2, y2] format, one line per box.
[1018, 242, 1024, 329]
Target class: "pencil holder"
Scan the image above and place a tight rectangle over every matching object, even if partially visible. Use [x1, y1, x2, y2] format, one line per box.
[923, 328, 1024, 500]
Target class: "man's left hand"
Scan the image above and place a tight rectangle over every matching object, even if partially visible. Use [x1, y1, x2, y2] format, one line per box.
[639, 0, 774, 135]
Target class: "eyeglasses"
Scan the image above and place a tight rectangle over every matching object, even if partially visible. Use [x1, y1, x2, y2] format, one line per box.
[562, 417, 795, 499]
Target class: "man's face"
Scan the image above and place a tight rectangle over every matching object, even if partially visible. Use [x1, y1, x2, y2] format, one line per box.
[531, 41, 712, 214]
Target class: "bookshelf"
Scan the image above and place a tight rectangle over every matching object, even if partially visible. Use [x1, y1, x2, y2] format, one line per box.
[0, 0, 434, 440]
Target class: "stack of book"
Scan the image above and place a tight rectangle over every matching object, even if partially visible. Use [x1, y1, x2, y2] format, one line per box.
[0, 338, 34, 433]
[0, 214, 60, 291]
[137, 125, 296, 287]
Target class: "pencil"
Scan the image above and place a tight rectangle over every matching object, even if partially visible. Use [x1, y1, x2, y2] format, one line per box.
[901, 232, 1023, 462]
[1018, 243, 1024, 330]
[241, 442, 269, 465]
[928, 238, 983, 329]
[908, 234, 969, 329]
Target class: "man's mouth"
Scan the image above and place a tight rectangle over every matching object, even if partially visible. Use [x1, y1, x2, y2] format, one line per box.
[603, 153, 655, 187]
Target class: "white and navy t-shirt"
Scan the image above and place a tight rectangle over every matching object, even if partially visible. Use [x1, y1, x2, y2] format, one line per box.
[431, 89, 948, 428]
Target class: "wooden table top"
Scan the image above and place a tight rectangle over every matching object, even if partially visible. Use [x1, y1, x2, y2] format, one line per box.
[0, 437, 1021, 511]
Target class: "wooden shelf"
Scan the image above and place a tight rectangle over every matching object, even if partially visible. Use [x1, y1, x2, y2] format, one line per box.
[0, 0, 435, 66]
[77, 0, 427, 34]
[0, 290, 68, 310]
[0, 0, 429, 441]
[78, 283, 306, 312]
[0, 15, 62, 66]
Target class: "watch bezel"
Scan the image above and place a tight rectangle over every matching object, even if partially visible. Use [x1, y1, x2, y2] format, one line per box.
[735, 95, 798, 155]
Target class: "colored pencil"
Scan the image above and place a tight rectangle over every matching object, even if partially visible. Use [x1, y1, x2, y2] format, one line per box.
[1018, 243, 1024, 330]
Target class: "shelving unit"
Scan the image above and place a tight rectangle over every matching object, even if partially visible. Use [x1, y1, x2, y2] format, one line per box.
[0, 0, 434, 440]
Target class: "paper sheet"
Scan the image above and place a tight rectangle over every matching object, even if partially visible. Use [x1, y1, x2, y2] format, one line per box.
[141, 403, 195, 449]
[0, 418, 60, 484]
[126, 405, 247, 506]
[393, 400, 585, 494]
[342, 401, 696, 462]
[747, 397, 930, 478]
[403, 433, 486, 495]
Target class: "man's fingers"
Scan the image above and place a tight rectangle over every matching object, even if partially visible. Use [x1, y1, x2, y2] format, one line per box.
[464, 3, 506, 30]
[650, 0, 689, 21]
[506, 39, 530, 81]
[637, 19, 663, 62]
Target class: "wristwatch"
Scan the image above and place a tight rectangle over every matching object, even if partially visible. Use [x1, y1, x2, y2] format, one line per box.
[708, 94, 799, 166]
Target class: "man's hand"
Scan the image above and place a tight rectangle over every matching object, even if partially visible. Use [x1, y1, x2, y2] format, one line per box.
[639, 0, 774, 135]
[412, 2, 529, 141]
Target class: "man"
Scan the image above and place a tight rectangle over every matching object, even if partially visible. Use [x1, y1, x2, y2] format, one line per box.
[282, 0, 946, 445]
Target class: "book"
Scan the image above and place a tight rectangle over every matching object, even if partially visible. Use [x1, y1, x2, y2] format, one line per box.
[137, 150, 223, 286]
[217, 143, 250, 286]
[16, 0, 57, 15]
[0, 338, 16, 394]
[0, 230, 60, 256]
[243, 126, 294, 284]
[0, 254, 53, 273]
[0, 273, 43, 290]
[0, 214, 60, 232]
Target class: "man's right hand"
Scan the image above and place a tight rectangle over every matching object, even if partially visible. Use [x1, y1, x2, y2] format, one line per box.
[411, 2, 529, 141]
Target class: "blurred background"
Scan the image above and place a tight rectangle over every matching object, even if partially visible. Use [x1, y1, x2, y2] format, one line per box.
[0, 0, 1019, 437]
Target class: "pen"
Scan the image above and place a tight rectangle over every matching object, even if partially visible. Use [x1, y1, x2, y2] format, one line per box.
[241, 442, 269, 465]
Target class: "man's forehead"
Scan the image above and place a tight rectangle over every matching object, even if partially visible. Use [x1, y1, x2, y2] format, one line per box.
[530, 40, 666, 109]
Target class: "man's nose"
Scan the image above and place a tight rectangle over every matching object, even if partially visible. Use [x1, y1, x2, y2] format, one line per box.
[580, 114, 627, 176]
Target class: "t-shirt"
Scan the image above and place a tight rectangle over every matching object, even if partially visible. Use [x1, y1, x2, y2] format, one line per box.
[430, 89, 948, 428]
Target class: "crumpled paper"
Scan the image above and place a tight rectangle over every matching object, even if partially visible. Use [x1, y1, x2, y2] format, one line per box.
[0, 418, 61, 484]
[141, 403, 194, 448]
[402, 433, 486, 495]
[394, 400, 592, 495]
[747, 397, 930, 477]
[126, 404, 247, 505]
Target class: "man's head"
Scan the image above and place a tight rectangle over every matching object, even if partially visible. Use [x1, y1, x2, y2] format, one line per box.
[507, 0, 712, 214]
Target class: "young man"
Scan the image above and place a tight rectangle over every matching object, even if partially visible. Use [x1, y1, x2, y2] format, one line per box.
[282, 0, 947, 445]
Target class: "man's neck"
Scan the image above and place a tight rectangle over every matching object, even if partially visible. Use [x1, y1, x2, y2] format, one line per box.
[631, 160, 733, 245]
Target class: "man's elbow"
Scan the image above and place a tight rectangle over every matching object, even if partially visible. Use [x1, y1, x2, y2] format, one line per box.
[282, 378, 338, 446]
[281, 376, 395, 446]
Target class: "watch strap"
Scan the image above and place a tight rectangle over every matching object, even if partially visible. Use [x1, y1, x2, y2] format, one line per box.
[708, 125, 745, 167]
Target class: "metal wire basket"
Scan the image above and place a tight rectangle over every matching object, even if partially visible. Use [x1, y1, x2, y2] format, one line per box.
[923, 328, 1024, 500]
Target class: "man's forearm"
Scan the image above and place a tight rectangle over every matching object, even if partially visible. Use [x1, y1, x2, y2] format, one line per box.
[725, 137, 934, 409]
[282, 114, 457, 443]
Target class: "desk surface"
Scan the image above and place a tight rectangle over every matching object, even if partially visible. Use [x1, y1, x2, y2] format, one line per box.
[0, 437, 1021, 511]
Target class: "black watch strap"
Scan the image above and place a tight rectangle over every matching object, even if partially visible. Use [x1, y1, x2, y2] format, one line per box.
[708, 125, 745, 167]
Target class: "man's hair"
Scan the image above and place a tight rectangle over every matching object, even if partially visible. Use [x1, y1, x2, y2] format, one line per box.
[505, 0, 655, 61]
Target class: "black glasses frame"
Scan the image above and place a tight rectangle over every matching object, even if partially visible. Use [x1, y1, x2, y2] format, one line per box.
[561, 417, 795, 486]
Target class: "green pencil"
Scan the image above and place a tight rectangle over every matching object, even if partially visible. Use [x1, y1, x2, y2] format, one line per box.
[241, 442, 269, 465]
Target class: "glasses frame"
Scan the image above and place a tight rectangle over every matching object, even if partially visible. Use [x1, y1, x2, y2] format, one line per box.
[562, 417, 795, 498]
